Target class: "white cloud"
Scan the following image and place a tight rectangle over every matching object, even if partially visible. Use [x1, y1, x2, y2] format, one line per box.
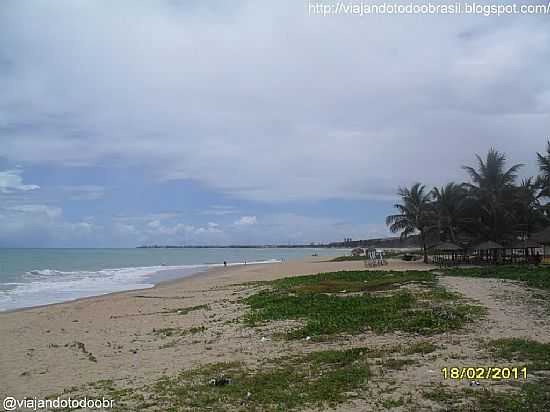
[202, 222, 222, 233]
[235, 216, 258, 226]
[145, 219, 195, 236]
[8, 204, 62, 218]
[0, 170, 40, 193]
[114, 222, 140, 236]
[0, 204, 100, 247]
[196, 224, 222, 234]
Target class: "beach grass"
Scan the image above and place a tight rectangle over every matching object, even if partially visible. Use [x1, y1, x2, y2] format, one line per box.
[58, 342, 444, 411]
[270, 269, 434, 291]
[443, 266, 550, 290]
[402, 340, 438, 355]
[487, 338, 550, 371]
[65, 347, 375, 411]
[422, 380, 550, 412]
[244, 270, 484, 339]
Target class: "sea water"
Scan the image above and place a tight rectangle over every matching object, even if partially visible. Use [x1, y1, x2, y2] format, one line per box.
[0, 248, 345, 311]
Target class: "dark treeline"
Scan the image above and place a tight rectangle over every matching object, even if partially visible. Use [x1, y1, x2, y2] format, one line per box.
[386, 145, 550, 263]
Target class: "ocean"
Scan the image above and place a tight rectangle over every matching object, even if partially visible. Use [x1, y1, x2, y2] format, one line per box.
[0, 248, 346, 311]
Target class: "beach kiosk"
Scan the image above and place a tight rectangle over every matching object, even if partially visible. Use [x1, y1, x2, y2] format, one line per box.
[507, 239, 542, 264]
[471, 241, 505, 264]
[429, 241, 464, 267]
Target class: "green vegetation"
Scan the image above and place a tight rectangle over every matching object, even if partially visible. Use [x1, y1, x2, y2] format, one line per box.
[269, 269, 433, 291]
[403, 340, 437, 355]
[444, 266, 550, 291]
[472, 382, 550, 412]
[487, 338, 550, 371]
[423, 382, 550, 412]
[244, 270, 484, 339]
[65, 347, 374, 411]
[381, 357, 416, 370]
[60, 341, 445, 411]
[187, 325, 207, 334]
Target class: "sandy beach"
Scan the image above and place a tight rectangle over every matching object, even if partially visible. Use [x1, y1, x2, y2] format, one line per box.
[0, 258, 373, 398]
[2, 257, 550, 411]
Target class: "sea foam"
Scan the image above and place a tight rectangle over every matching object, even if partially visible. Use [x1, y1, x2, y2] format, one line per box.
[0, 259, 279, 312]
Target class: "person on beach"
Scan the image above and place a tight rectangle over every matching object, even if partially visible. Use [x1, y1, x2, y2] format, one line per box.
[223, 261, 227, 267]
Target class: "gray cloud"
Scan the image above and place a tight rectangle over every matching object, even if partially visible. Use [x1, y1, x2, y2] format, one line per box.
[1, 0, 549, 205]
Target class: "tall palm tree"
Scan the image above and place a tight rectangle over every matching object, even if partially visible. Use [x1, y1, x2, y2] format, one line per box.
[462, 148, 523, 242]
[432, 182, 467, 243]
[386, 183, 435, 263]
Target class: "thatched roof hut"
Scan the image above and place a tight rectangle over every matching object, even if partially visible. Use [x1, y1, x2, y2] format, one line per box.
[429, 241, 462, 251]
[429, 241, 466, 266]
[472, 240, 504, 250]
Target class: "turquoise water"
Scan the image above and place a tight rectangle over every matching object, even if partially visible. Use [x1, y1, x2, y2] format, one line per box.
[0, 248, 346, 311]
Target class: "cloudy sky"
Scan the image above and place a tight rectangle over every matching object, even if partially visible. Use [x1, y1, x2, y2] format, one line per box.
[0, 1, 549, 247]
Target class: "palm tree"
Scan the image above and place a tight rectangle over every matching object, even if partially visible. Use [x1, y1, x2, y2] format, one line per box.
[432, 182, 467, 243]
[386, 183, 435, 263]
[462, 148, 523, 242]
[512, 177, 548, 236]
[536, 141, 550, 199]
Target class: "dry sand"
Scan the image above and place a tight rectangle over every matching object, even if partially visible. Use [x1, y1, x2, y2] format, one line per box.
[1, 257, 549, 410]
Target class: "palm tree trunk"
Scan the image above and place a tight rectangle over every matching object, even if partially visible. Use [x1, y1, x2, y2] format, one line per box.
[420, 229, 428, 263]
[449, 226, 457, 243]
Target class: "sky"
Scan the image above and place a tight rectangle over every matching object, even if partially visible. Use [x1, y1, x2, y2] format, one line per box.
[0, 0, 549, 247]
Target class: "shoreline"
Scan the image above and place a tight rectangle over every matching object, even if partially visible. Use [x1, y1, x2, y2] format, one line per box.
[0, 258, 286, 315]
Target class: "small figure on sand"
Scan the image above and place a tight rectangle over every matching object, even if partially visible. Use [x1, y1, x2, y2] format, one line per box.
[223, 261, 227, 267]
